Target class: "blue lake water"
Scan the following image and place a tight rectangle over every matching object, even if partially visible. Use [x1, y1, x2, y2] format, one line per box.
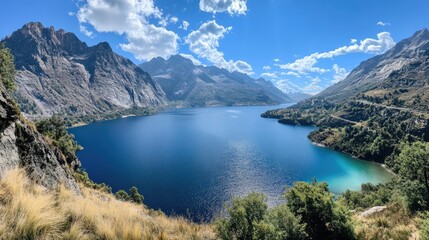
[69, 105, 392, 221]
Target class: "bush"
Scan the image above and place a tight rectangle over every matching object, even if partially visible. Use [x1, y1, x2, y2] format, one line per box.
[115, 190, 130, 201]
[285, 180, 355, 240]
[129, 186, 144, 204]
[0, 43, 16, 91]
[36, 115, 82, 164]
[216, 192, 267, 240]
[255, 204, 308, 240]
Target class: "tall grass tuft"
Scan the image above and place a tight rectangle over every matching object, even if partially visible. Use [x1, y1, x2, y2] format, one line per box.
[0, 168, 216, 240]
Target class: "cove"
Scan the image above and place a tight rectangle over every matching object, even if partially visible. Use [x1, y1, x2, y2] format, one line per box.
[69, 104, 392, 222]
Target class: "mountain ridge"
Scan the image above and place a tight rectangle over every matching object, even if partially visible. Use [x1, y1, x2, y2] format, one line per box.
[2, 22, 167, 124]
[262, 28, 429, 163]
[140, 54, 293, 107]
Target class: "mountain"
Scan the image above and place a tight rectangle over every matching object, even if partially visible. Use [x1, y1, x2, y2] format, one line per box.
[1, 22, 167, 123]
[316, 28, 429, 106]
[263, 28, 429, 163]
[140, 55, 292, 107]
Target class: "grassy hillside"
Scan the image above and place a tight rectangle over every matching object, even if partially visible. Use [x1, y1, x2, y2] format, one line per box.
[0, 169, 215, 240]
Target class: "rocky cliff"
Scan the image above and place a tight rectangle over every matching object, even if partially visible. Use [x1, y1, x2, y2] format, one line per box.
[1, 22, 166, 122]
[0, 83, 80, 193]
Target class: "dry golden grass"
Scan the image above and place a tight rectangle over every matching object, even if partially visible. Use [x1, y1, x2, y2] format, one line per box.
[0, 169, 216, 240]
[353, 203, 419, 240]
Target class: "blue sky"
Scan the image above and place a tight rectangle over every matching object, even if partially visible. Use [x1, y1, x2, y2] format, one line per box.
[1, 0, 428, 94]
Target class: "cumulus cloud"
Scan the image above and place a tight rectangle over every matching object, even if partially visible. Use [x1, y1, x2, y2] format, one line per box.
[199, 0, 247, 15]
[185, 20, 253, 75]
[377, 21, 391, 26]
[273, 58, 281, 62]
[302, 77, 323, 94]
[275, 79, 302, 94]
[278, 32, 395, 75]
[263, 66, 271, 70]
[332, 64, 349, 83]
[170, 16, 178, 24]
[179, 53, 202, 65]
[180, 21, 190, 30]
[77, 0, 179, 61]
[261, 72, 278, 79]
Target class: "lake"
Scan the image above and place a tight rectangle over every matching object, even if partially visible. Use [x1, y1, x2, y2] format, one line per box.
[69, 104, 392, 222]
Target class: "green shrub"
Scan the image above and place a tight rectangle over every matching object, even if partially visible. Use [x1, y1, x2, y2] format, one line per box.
[0, 43, 16, 91]
[285, 180, 355, 240]
[215, 192, 268, 240]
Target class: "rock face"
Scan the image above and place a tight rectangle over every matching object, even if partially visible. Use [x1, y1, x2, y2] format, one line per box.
[2, 22, 166, 119]
[0, 85, 80, 193]
[316, 28, 429, 104]
[140, 55, 292, 107]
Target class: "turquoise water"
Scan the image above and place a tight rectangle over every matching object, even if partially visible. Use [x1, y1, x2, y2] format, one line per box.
[69, 105, 392, 221]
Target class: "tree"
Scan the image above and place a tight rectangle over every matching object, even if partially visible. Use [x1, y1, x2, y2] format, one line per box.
[129, 186, 144, 204]
[255, 204, 308, 240]
[216, 192, 268, 240]
[0, 43, 16, 91]
[115, 190, 130, 201]
[394, 141, 429, 209]
[36, 116, 82, 164]
[285, 180, 355, 240]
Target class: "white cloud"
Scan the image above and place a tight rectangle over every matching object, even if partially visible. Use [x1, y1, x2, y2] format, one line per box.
[285, 71, 300, 77]
[185, 20, 253, 75]
[77, 0, 179, 61]
[79, 25, 94, 38]
[275, 80, 302, 94]
[302, 77, 323, 94]
[377, 21, 391, 26]
[350, 38, 357, 44]
[273, 58, 281, 62]
[199, 0, 247, 15]
[68, 12, 75, 16]
[262, 66, 271, 70]
[180, 21, 190, 30]
[278, 32, 395, 75]
[170, 16, 178, 24]
[261, 72, 278, 79]
[332, 64, 349, 83]
[158, 18, 168, 27]
[179, 53, 202, 65]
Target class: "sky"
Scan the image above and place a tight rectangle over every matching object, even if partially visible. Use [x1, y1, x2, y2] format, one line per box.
[0, 0, 428, 94]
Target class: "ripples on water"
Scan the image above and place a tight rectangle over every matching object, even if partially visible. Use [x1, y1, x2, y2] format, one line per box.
[70, 105, 392, 222]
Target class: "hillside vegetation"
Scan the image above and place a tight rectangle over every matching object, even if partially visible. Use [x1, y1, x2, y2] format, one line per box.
[0, 169, 215, 240]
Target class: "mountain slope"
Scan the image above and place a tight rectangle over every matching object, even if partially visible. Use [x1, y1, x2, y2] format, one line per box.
[0, 81, 80, 193]
[1, 22, 167, 123]
[140, 55, 292, 107]
[263, 28, 429, 163]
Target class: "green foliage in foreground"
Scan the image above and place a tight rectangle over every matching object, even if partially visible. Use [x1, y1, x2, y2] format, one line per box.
[36, 115, 82, 163]
[73, 169, 112, 193]
[0, 43, 16, 92]
[285, 181, 355, 240]
[115, 187, 144, 204]
[216, 182, 354, 240]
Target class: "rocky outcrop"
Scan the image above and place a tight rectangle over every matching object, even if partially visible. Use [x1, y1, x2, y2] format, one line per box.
[2, 22, 166, 120]
[140, 54, 292, 107]
[0, 85, 80, 193]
